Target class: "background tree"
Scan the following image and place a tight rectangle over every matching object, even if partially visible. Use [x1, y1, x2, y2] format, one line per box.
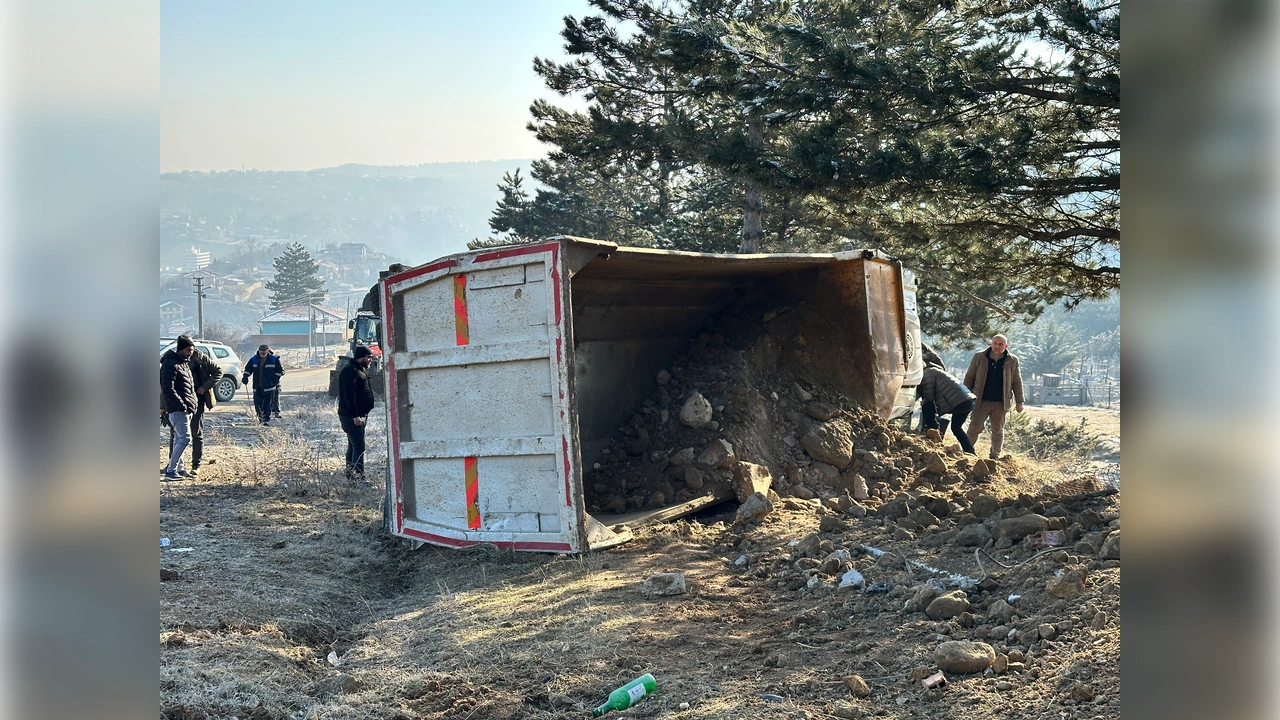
[1014, 313, 1083, 378]
[487, 0, 1119, 342]
[265, 242, 326, 309]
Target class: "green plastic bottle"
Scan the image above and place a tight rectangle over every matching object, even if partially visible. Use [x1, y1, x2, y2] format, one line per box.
[592, 673, 657, 716]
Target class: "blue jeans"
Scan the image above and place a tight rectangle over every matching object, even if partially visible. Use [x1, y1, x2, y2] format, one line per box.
[165, 411, 191, 474]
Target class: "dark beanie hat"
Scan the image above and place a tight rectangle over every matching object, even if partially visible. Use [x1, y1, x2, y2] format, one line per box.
[258, 344, 270, 352]
[353, 346, 373, 359]
[176, 335, 195, 350]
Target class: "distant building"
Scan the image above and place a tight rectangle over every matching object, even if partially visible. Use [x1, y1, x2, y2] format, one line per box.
[182, 246, 212, 271]
[252, 303, 347, 348]
[335, 243, 368, 264]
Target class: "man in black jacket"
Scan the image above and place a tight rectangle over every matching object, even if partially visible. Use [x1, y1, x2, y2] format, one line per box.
[241, 345, 285, 424]
[163, 340, 222, 476]
[337, 345, 377, 480]
[161, 336, 199, 480]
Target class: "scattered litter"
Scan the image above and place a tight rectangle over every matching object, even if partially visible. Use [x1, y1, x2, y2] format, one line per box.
[839, 568, 864, 588]
[761, 694, 785, 702]
[678, 701, 690, 710]
[860, 544, 979, 589]
[160, 537, 170, 547]
[865, 581, 893, 594]
[593, 674, 657, 716]
[1028, 530, 1066, 549]
[1007, 594, 1021, 602]
[787, 539, 799, 547]
[922, 671, 947, 690]
[734, 555, 748, 566]
[168, 548, 194, 553]
[327, 651, 343, 667]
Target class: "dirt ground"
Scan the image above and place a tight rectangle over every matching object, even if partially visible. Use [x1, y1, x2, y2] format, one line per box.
[160, 390, 1119, 720]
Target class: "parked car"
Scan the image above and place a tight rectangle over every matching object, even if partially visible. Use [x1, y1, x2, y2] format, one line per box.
[159, 338, 243, 402]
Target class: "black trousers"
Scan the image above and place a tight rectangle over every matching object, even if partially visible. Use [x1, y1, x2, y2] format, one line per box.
[339, 415, 366, 476]
[252, 389, 274, 423]
[167, 403, 207, 467]
[922, 398, 977, 455]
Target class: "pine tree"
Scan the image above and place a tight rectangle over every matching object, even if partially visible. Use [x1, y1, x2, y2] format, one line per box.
[500, 0, 1118, 342]
[265, 242, 326, 310]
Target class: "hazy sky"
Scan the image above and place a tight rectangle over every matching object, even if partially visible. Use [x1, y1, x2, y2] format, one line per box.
[161, 1, 592, 172]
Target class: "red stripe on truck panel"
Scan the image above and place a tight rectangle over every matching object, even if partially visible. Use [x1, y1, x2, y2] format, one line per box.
[454, 274, 470, 346]
[470, 241, 560, 264]
[383, 277, 403, 532]
[385, 259, 457, 286]
[465, 456, 481, 529]
[399, 527, 572, 552]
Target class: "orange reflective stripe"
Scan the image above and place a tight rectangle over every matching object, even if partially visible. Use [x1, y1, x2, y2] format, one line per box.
[454, 275, 469, 345]
[464, 456, 480, 529]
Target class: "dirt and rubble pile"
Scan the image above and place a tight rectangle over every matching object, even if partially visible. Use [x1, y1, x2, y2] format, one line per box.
[582, 297, 1012, 516]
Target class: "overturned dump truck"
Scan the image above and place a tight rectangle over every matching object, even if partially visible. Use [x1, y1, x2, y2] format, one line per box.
[380, 237, 922, 552]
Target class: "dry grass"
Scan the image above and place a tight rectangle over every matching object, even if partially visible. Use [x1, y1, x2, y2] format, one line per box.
[161, 396, 1120, 720]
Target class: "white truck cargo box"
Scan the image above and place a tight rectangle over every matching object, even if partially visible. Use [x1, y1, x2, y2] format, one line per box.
[381, 237, 921, 553]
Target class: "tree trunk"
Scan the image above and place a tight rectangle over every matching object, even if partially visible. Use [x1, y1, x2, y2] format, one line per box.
[739, 116, 765, 253]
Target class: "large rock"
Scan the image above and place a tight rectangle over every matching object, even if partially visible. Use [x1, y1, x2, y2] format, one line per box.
[842, 674, 872, 698]
[922, 452, 948, 475]
[933, 641, 995, 674]
[799, 419, 856, 470]
[697, 439, 736, 469]
[736, 492, 773, 524]
[925, 590, 971, 620]
[904, 584, 939, 613]
[679, 391, 714, 428]
[737, 458, 773, 499]
[804, 401, 839, 421]
[682, 466, 705, 491]
[642, 572, 687, 596]
[992, 514, 1048, 540]
[670, 447, 697, 466]
[970, 495, 1000, 518]
[792, 532, 822, 558]
[877, 498, 911, 520]
[956, 523, 992, 547]
[811, 461, 841, 486]
[1099, 530, 1120, 560]
[986, 599, 1016, 623]
[1046, 568, 1089, 598]
[968, 458, 998, 478]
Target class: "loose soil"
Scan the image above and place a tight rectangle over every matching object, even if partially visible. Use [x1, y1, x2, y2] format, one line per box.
[161, 389, 1119, 719]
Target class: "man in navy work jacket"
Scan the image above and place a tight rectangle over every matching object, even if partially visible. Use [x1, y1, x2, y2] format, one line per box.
[242, 344, 285, 424]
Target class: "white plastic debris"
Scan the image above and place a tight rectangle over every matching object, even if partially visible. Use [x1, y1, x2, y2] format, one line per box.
[734, 555, 748, 566]
[860, 544, 978, 589]
[839, 568, 865, 588]
[1007, 594, 1021, 602]
[327, 650, 340, 666]
[160, 538, 170, 547]
[168, 548, 194, 553]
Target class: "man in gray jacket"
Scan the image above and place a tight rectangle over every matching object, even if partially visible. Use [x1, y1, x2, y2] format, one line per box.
[917, 364, 977, 454]
[963, 334, 1025, 459]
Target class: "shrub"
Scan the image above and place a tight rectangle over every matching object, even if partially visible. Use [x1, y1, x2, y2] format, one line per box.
[1004, 413, 1097, 460]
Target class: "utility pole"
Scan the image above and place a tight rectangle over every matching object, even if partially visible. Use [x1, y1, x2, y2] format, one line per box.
[194, 276, 205, 338]
[308, 302, 315, 364]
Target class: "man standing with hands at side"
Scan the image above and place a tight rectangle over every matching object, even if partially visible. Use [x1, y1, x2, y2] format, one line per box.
[242, 344, 285, 425]
[338, 345, 377, 481]
[964, 334, 1024, 459]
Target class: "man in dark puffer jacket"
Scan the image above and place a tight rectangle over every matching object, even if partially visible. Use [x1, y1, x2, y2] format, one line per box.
[337, 346, 377, 480]
[917, 364, 977, 455]
[161, 336, 199, 480]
